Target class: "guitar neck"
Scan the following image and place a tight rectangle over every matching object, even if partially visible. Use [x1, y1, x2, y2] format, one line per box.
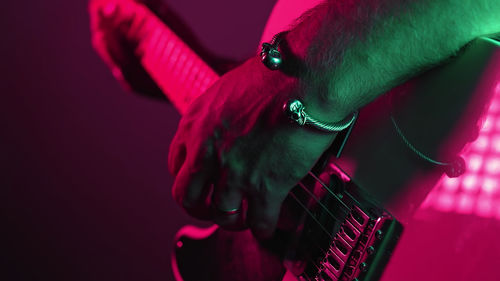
[120, 0, 220, 114]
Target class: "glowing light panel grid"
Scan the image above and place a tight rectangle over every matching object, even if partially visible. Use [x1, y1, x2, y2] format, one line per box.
[420, 82, 500, 219]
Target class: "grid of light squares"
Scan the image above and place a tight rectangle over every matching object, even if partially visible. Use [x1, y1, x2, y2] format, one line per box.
[420, 82, 500, 218]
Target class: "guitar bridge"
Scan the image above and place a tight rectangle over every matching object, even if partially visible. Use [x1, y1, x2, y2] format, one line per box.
[287, 163, 403, 281]
[312, 209, 401, 281]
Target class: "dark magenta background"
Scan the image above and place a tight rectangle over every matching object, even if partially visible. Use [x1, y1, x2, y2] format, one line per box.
[1, 0, 276, 280]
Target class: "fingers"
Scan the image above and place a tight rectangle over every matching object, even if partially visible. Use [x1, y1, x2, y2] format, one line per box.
[211, 172, 246, 230]
[171, 159, 213, 220]
[171, 141, 287, 236]
[169, 125, 287, 237]
[168, 139, 186, 176]
[246, 183, 287, 239]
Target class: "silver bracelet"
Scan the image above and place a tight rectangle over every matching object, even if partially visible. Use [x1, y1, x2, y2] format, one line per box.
[284, 99, 358, 132]
[260, 31, 288, 70]
[263, 33, 357, 132]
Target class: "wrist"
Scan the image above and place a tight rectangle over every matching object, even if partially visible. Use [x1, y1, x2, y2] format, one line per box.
[280, 6, 356, 123]
[302, 90, 353, 124]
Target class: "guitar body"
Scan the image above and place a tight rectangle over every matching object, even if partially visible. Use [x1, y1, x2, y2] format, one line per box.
[90, 1, 500, 280]
[172, 226, 287, 281]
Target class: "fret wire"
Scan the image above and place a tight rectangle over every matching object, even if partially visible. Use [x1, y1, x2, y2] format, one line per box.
[183, 58, 200, 102]
[147, 27, 163, 61]
[177, 52, 196, 100]
[172, 50, 189, 94]
[145, 31, 164, 73]
[193, 66, 208, 99]
[155, 31, 173, 90]
[158, 36, 175, 68]
[297, 182, 343, 223]
[157, 30, 173, 68]
[190, 70, 203, 103]
[183, 63, 201, 103]
[181, 57, 198, 102]
[289, 191, 333, 239]
[200, 74, 213, 93]
[307, 171, 350, 211]
[160, 45, 181, 85]
[179, 49, 195, 83]
[166, 49, 185, 97]
[151, 29, 168, 68]
[157, 41, 177, 87]
[160, 32, 204, 99]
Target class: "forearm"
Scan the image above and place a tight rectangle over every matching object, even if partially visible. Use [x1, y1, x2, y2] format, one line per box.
[285, 0, 499, 121]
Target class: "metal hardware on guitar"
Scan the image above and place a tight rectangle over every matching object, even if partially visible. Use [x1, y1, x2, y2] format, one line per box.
[288, 161, 402, 281]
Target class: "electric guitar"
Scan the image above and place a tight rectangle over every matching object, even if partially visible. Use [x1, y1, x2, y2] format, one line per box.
[89, 1, 500, 280]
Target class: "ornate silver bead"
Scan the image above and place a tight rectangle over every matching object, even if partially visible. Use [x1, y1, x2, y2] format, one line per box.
[284, 99, 307, 125]
[283, 98, 358, 133]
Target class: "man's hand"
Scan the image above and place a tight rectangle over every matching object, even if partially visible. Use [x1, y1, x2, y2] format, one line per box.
[169, 0, 499, 240]
[168, 57, 337, 238]
[89, 0, 165, 97]
[89, 0, 136, 80]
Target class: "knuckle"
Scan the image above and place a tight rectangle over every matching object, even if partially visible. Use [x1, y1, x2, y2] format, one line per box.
[171, 187, 184, 206]
[252, 178, 272, 198]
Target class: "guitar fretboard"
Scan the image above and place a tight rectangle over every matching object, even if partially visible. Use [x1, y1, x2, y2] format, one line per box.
[117, 0, 220, 114]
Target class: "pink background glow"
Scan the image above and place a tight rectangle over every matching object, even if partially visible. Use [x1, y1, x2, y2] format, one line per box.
[420, 82, 500, 218]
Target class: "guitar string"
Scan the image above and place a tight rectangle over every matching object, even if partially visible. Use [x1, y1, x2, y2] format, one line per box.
[288, 187, 339, 278]
[288, 191, 333, 239]
[307, 171, 359, 209]
[288, 174, 356, 271]
[288, 170, 352, 232]
[287, 189, 342, 280]
[288, 170, 354, 240]
[297, 181, 344, 223]
[285, 169, 361, 274]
